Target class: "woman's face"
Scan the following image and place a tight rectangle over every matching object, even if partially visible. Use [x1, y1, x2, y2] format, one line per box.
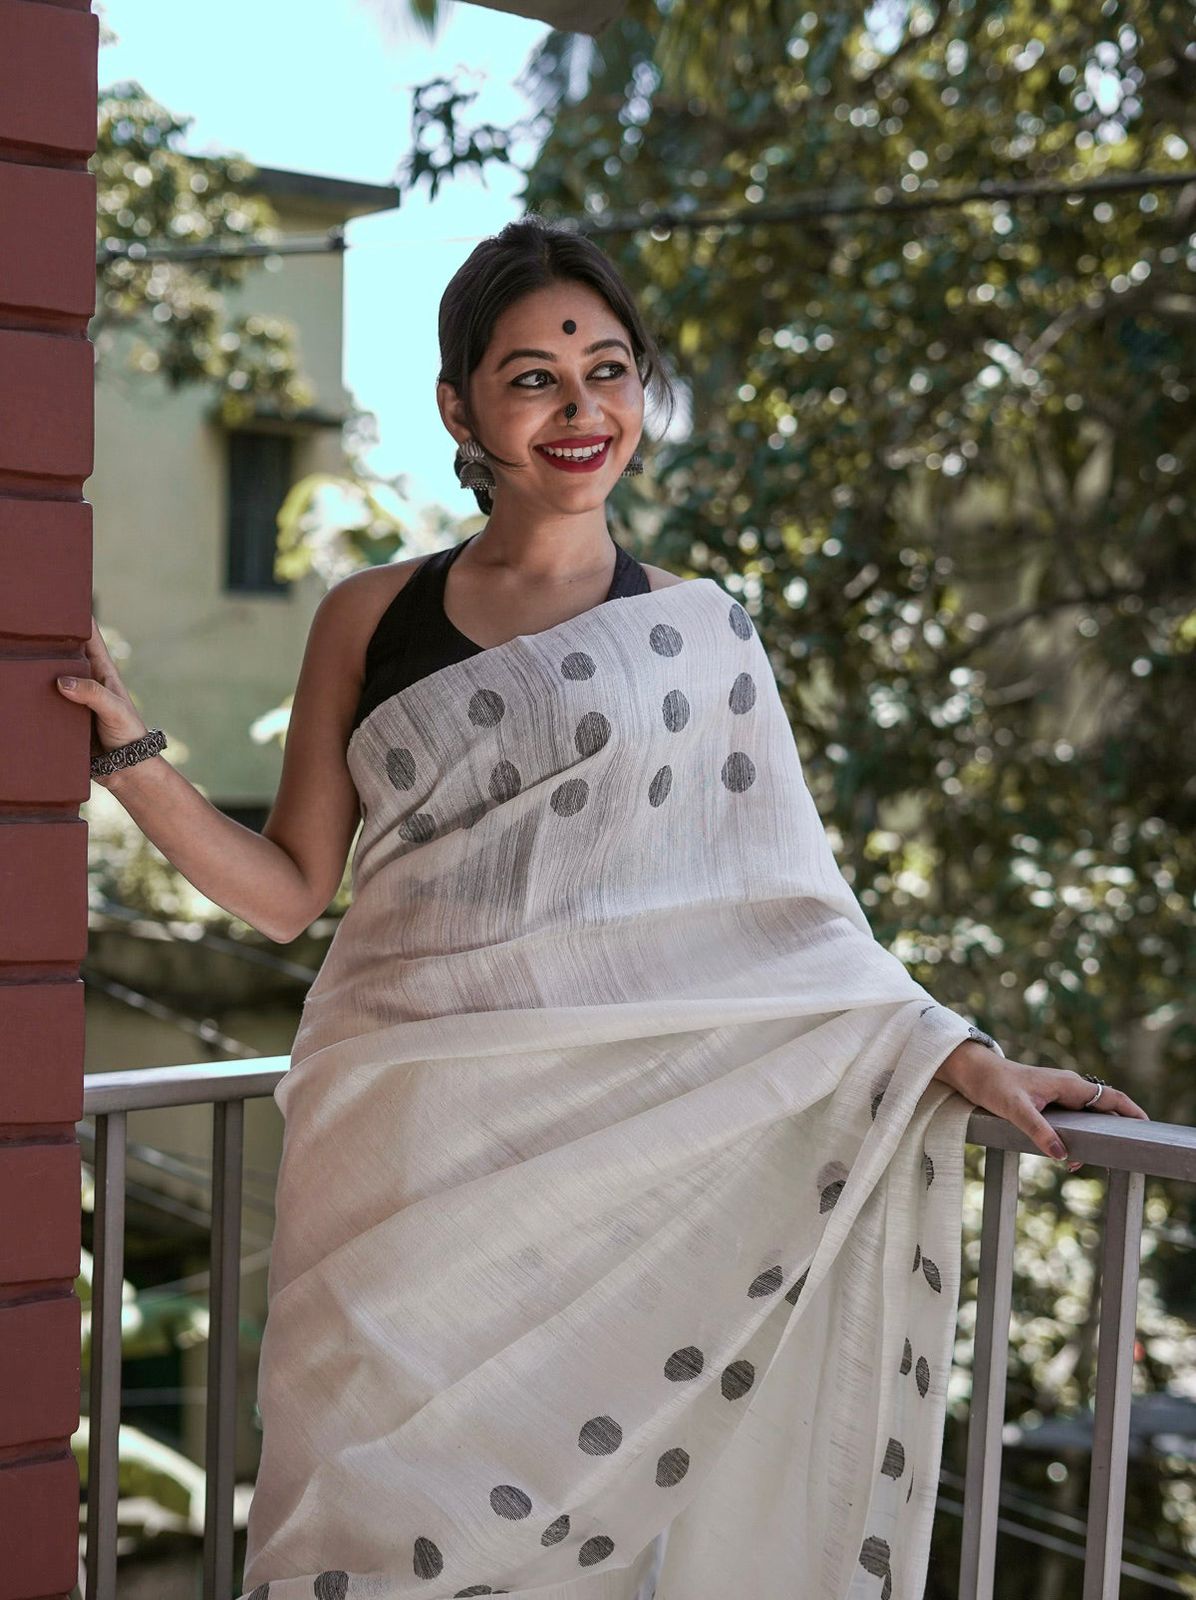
[439, 279, 646, 511]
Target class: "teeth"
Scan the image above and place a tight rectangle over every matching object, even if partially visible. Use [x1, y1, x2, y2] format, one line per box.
[542, 442, 606, 459]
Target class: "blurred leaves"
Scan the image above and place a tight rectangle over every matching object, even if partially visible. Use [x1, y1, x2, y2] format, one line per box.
[397, 5, 1196, 1581]
[93, 80, 314, 418]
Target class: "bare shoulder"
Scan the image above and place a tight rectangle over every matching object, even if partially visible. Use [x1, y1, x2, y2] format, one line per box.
[642, 563, 689, 592]
[329, 553, 429, 659]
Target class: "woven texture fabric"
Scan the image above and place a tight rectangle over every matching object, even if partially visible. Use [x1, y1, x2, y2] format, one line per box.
[240, 577, 986, 1600]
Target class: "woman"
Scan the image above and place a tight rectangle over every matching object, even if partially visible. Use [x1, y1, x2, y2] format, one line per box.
[65, 215, 1149, 1600]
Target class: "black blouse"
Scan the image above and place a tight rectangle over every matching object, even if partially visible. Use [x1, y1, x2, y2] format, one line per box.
[350, 533, 651, 736]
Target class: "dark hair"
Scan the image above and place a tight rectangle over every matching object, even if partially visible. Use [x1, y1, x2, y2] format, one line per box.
[437, 212, 677, 515]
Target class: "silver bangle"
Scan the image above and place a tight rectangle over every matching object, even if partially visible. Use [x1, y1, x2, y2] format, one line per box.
[91, 728, 167, 778]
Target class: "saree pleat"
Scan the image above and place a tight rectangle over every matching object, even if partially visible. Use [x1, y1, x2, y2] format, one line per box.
[239, 577, 990, 1600]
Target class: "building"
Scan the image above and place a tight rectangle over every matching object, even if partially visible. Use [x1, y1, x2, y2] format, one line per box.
[88, 165, 399, 823]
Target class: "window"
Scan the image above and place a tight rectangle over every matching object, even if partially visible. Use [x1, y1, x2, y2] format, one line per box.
[225, 430, 295, 594]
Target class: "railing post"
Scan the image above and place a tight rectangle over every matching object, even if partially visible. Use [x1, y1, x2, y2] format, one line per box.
[85, 1111, 127, 1600]
[1082, 1166, 1145, 1599]
[958, 1145, 1019, 1600]
[203, 1098, 245, 1600]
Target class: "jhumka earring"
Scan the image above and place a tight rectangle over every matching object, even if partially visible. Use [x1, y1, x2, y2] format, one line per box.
[456, 436, 496, 494]
[620, 450, 644, 478]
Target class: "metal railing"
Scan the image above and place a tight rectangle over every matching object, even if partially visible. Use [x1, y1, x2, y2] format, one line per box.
[78, 1060, 1196, 1600]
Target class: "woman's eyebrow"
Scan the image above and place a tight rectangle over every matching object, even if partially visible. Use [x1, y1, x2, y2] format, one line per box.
[496, 337, 631, 371]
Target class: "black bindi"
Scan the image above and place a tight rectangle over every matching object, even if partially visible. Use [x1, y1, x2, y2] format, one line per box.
[562, 319, 577, 334]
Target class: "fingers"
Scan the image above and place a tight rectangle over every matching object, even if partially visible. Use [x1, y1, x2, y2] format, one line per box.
[1018, 1099, 1076, 1167]
[1070, 1074, 1151, 1121]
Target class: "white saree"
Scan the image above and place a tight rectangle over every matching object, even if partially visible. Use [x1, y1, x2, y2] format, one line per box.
[240, 574, 997, 1600]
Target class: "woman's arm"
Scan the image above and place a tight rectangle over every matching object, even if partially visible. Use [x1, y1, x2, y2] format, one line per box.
[62, 581, 367, 944]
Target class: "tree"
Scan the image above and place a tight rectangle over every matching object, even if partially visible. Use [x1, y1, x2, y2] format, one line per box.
[397, 3, 1196, 1588]
[94, 13, 314, 422]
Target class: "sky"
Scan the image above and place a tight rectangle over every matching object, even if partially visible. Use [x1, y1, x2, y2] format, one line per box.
[97, 0, 554, 515]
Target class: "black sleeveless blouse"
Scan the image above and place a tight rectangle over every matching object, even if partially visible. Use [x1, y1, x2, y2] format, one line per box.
[350, 532, 652, 737]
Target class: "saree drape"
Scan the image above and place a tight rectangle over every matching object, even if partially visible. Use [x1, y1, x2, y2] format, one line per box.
[239, 576, 993, 1600]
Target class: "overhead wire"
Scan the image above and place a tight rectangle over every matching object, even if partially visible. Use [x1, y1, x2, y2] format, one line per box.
[94, 166, 1196, 267]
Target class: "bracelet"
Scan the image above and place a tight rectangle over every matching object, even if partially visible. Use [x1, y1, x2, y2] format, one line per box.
[91, 728, 167, 778]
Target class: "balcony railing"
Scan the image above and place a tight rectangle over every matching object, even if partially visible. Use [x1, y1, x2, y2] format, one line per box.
[78, 1060, 1196, 1600]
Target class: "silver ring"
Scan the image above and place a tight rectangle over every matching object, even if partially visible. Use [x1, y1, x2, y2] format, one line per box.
[1081, 1071, 1108, 1109]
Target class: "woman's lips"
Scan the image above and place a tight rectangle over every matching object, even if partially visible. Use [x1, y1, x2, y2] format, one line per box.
[535, 439, 612, 473]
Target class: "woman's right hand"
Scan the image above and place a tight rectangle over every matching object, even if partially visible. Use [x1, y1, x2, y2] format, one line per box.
[56, 616, 151, 783]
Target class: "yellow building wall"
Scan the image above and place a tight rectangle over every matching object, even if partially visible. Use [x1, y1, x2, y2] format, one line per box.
[88, 183, 382, 808]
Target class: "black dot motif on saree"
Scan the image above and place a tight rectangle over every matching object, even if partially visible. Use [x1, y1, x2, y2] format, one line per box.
[748, 1264, 784, 1298]
[541, 1513, 571, 1546]
[551, 777, 589, 816]
[414, 1537, 444, 1580]
[385, 746, 417, 789]
[728, 672, 756, 714]
[915, 1355, 930, 1397]
[314, 1575, 349, 1600]
[785, 1267, 809, 1305]
[721, 1359, 755, 1401]
[907, 1473, 914, 1503]
[721, 751, 756, 792]
[657, 1446, 690, 1487]
[575, 710, 611, 757]
[398, 813, 437, 844]
[870, 1070, 893, 1121]
[665, 1345, 704, 1381]
[818, 1159, 848, 1213]
[469, 688, 506, 727]
[912, 1242, 921, 1273]
[900, 1337, 912, 1374]
[881, 1437, 906, 1479]
[650, 622, 684, 657]
[859, 1533, 892, 1597]
[246, 1587, 270, 1600]
[662, 689, 689, 732]
[728, 602, 753, 640]
[921, 1254, 942, 1293]
[924, 1150, 935, 1188]
[579, 1535, 615, 1568]
[489, 760, 522, 803]
[648, 765, 672, 807]
[463, 799, 488, 829]
[561, 650, 596, 681]
[490, 1484, 532, 1520]
[455, 1588, 507, 1596]
[579, 1415, 622, 1455]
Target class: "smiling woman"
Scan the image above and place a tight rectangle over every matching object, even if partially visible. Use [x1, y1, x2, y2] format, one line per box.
[232, 215, 1046, 1600]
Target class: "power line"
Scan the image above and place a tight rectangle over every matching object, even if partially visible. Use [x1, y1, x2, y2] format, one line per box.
[94, 166, 1196, 267]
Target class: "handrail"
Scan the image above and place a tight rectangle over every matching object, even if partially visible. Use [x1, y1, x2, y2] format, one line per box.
[76, 1059, 1196, 1600]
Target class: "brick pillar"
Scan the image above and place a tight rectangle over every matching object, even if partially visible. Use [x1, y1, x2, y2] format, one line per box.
[0, 2, 99, 1596]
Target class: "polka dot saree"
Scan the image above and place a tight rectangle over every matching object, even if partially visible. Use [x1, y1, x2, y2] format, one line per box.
[239, 576, 996, 1600]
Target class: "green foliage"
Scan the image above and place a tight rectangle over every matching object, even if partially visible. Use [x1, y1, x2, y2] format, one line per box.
[399, 0, 1196, 1086]
[93, 80, 314, 420]
[397, 4, 1196, 1581]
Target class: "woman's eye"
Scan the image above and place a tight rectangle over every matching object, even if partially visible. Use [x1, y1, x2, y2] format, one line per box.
[512, 362, 626, 389]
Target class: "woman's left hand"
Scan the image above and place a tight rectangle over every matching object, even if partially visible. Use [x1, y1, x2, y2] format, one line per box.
[935, 1043, 1151, 1170]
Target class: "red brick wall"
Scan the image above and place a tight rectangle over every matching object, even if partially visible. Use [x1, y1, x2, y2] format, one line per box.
[0, 1, 98, 1594]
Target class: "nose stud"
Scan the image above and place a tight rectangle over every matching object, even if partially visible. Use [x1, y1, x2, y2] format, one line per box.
[564, 401, 577, 420]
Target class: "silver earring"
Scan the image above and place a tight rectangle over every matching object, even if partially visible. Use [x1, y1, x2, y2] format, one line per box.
[456, 435, 495, 493]
[620, 449, 644, 478]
